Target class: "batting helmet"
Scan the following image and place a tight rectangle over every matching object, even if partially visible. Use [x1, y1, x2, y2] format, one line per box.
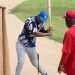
[39, 11, 48, 22]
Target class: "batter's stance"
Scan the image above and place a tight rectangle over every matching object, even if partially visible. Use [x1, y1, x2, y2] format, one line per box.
[15, 11, 52, 75]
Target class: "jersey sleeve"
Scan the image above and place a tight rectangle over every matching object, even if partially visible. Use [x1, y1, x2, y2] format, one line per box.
[25, 19, 38, 33]
[39, 27, 48, 33]
[62, 31, 73, 54]
[38, 23, 48, 33]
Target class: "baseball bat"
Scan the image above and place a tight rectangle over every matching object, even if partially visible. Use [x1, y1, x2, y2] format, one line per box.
[37, 53, 39, 75]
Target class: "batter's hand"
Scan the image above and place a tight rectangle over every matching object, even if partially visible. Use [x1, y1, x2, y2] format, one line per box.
[47, 26, 52, 36]
[47, 26, 52, 32]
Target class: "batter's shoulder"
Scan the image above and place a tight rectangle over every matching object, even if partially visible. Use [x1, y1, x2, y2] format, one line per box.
[25, 16, 35, 24]
[65, 28, 72, 36]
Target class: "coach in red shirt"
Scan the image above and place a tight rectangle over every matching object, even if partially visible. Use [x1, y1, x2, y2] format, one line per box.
[58, 10, 75, 75]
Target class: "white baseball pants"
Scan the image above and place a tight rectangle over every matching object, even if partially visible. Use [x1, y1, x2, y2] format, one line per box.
[15, 40, 47, 75]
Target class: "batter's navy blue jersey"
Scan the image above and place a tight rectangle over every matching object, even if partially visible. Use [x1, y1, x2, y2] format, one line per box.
[18, 16, 47, 47]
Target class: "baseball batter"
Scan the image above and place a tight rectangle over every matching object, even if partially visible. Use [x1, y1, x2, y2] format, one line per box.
[15, 11, 52, 75]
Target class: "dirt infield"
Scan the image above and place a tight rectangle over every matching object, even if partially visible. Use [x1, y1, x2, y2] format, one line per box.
[0, 0, 66, 75]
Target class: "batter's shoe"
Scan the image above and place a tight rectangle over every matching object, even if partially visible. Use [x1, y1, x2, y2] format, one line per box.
[45, 73, 48, 75]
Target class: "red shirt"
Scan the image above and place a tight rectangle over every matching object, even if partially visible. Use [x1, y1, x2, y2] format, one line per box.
[61, 25, 75, 75]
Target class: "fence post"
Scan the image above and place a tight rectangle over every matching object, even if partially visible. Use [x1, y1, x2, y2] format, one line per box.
[0, 6, 3, 75]
[2, 7, 11, 75]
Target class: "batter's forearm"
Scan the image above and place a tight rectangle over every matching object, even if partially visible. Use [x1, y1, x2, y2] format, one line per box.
[33, 32, 50, 37]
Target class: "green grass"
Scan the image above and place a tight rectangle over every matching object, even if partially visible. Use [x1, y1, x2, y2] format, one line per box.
[11, 0, 48, 21]
[11, 0, 49, 31]
[11, 0, 75, 43]
[51, 0, 75, 42]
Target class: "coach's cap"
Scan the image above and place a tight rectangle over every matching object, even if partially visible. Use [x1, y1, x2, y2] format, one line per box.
[39, 11, 48, 22]
[63, 10, 75, 19]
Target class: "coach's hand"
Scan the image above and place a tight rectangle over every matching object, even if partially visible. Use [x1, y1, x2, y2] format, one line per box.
[58, 63, 65, 73]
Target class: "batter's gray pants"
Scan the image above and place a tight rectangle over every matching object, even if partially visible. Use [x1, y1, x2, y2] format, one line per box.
[15, 40, 47, 75]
